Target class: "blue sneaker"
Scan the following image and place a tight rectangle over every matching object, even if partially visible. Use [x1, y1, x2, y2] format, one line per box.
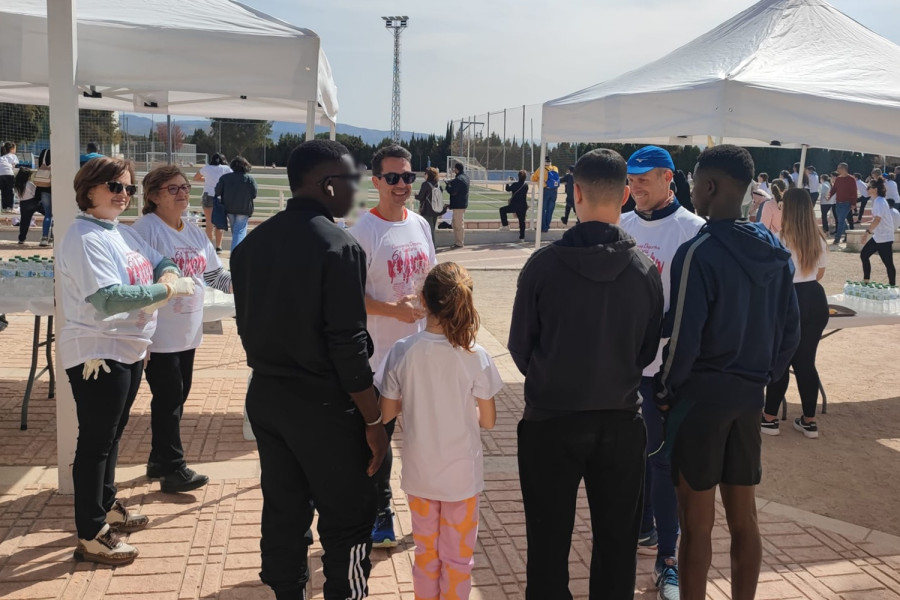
[637, 527, 658, 555]
[654, 555, 679, 600]
[371, 511, 398, 548]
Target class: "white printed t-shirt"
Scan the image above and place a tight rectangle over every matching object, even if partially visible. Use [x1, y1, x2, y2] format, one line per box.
[870, 196, 895, 244]
[57, 216, 164, 369]
[133, 213, 222, 352]
[349, 209, 437, 372]
[620, 204, 705, 377]
[199, 164, 232, 196]
[376, 332, 503, 502]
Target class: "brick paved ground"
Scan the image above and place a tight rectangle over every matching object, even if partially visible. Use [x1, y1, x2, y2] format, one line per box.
[3, 245, 900, 598]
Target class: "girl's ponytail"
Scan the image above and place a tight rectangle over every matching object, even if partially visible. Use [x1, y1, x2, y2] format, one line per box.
[422, 262, 480, 351]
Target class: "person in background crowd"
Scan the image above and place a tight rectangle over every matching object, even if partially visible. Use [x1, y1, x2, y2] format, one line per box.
[532, 155, 560, 233]
[860, 178, 896, 286]
[32, 148, 53, 246]
[790, 162, 801, 185]
[779, 170, 793, 189]
[510, 148, 664, 599]
[621, 145, 705, 600]
[415, 167, 443, 241]
[14, 167, 39, 245]
[231, 140, 388, 600]
[655, 145, 799, 600]
[215, 156, 257, 252]
[674, 169, 695, 213]
[350, 144, 437, 549]
[762, 189, 829, 439]
[828, 162, 857, 247]
[560, 165, 576, 225]
[805, 165, 819, 204]
[377, 262, 501, 600]
[134, 165, 235, 494]
[757, 172, 770, 194]
[445, 162, 470, 248]
[0, 141, 19, 211]
[854, 173, 869, 224]
[760, 181, 784, 234]
[58, 157, 195, 565]
[79, 142, 104, 166]
[819, 174, 835, 233]
[193, 153, 232, 251]
[749, 182, 771, 223]
[499, 169, 530, 241]
[885, 173, 900, 208]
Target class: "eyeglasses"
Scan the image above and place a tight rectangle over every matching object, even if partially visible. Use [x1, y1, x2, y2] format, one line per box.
[379, 172, 417, 185]
[165, 184, 192, 195]
[106, 181, 138, 196]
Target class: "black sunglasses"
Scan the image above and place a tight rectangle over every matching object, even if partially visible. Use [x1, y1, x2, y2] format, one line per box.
[106, 181, 138, 196]
[379, 172, 417, 185]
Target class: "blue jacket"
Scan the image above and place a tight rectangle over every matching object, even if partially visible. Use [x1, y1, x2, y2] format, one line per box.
[658, 219, 800, 401]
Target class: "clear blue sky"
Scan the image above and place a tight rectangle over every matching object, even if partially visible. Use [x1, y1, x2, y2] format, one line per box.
[246, 0, 899, 135]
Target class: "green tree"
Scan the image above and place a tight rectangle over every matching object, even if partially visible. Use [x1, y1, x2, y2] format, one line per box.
[210, 118, 273, 163]
[0, 103, 47, 144]
[79, 109, 120, 147]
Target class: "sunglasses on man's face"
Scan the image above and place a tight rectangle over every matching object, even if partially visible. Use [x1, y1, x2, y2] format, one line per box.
[379, 171, 417, 186]
[106, 181, 138, 196]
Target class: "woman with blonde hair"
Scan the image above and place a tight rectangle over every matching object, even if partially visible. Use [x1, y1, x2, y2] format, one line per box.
[761, 188, 828, 439]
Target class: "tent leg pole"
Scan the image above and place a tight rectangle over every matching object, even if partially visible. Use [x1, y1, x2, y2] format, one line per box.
[797, 144, 809, 187]
[329, 123, 336, 141]
[305, 100, 316, 141]
[535, 143, 547, 249]
[48, 0, 80, 496]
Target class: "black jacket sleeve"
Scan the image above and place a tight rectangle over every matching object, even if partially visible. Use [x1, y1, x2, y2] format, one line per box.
[508, 254, 541, 375]
[640, 266, 665, 371]
[322, 244, 374, 393]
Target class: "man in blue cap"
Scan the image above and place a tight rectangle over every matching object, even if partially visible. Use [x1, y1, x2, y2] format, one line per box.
[620, 145, 705, 600]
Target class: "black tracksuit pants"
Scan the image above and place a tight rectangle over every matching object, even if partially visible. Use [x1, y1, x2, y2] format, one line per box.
[66, 359, 143, 540]
[518, 410, 646, 600]
[861, 239, 896, 285]
[144, 349, 195, 474]
[247, 374, 377, 600]
[0, 174, 14, 209]
[499, 204, 527, 239]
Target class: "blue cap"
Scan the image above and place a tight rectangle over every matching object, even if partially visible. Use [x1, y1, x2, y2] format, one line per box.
[627, 146, 675, 175]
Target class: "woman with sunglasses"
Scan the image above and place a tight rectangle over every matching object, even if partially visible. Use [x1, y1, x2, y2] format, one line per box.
[133, 165, 234, 494]
[58, 157, 196, 566]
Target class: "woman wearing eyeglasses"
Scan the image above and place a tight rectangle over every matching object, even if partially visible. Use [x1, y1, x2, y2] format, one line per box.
[58, 157, 196, 565]
[133, 165, 234, 495]
[215, 156, 257, 252]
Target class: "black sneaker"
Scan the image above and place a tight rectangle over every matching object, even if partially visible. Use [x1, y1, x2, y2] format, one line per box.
[761, 416, 780, 436]
[160, 465, 209, 493]
[145, 460, 164, 479]
[637, 527, 658, 555]
[793, 417, 819, 439]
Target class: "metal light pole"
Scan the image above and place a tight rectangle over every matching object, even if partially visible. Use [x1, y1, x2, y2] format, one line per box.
[382, 16, 409, 144]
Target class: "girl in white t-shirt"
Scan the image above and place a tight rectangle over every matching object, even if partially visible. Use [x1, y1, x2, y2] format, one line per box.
[762, 189, 829, 439]
[378, 262, 502, 600]
[0, 141, 19, 211]
[192, 153, 232, 251]
[861, 178, 896, 286]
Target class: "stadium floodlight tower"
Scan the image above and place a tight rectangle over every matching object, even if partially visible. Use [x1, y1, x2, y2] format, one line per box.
[382, 16, 409, 143]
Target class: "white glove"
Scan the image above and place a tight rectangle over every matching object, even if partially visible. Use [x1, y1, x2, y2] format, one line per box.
[83, 359, 111, 381]
[142, 298, 169, 315]
[171, 277, 196, 297]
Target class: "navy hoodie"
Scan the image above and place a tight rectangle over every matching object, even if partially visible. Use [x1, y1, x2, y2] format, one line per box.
[509, 222, 664, 419]
[658, 220, 800, 402]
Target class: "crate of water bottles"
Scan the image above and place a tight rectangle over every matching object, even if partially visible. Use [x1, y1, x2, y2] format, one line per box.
[839, 281, 900, 314]
[0, 256, 55, 298]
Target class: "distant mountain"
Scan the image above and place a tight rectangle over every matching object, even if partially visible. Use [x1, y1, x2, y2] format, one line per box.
[119, 114, 417, 145]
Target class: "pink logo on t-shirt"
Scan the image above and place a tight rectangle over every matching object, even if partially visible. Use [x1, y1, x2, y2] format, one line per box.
[637, 242, 665, 274]
[125, 251, 154, 285]
[173, 246, 206, 278]
[387, 243, 430, 286]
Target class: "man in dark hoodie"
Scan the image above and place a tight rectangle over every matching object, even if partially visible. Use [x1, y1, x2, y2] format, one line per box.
[510, 149, 664, 599]
[655, 145, 800, 600]
[445, 162, 470, 248]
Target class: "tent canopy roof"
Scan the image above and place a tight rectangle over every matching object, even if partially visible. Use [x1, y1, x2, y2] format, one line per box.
[542, 0, 900, 155]
[0, 0, 337, 125]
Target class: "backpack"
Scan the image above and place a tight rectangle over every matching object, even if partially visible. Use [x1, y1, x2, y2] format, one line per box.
[429, 184, 444, 214]
[546, 168, 560, 189]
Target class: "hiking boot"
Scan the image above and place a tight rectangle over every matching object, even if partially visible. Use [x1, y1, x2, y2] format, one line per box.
[793, 417, 819, 439]
[497, 225, 510, 232]
[654, 556, 679, 600]
[761, 415, 780, 436]
[39, 236, 49, 247]
[372, 511, 398, 548]
[160, 465, 209, 493]
[74, 524, 139, 566]
[637, 527, 658, 555]
[107, 500, 149, 533]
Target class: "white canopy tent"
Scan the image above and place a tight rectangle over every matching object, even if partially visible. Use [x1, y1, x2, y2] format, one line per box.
[0, 0, 339, 126]
[0, 0, 340, 493]
[535, 0, 900, 246]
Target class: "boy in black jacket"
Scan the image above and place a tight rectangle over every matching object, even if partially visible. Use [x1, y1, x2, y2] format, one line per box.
[510, 149, 663, 599]
[655, 145, 800, 600]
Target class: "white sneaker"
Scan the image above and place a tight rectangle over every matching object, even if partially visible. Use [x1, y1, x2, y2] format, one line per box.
[107, 500, 149, 532]
[498, 225, 510, 231]
[39, 236, 49, 247]
[74, 523, 139, 565]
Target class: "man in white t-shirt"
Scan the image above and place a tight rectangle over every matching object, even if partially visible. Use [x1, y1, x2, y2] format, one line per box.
[805, 166, 820, 204]
[620, 145, 705, 600]
[349, 144, 437, 548]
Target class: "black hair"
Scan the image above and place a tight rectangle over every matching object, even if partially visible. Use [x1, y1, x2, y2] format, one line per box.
[230, 156, 252, 173]
[287, 139, 351, 191]
[573, 149, 627, 201]
[869, 177, 887, 197]
[454, 162, 464, 174]
[211, 152, 227, 166]
[86, 142, 98, 153]
[793, 162, 800, 170]
[14, 167, 33, 197]
[568, 165, 575, 172]
[0, 141, 14, 155]
[371, 144, 412, 177]
[854, 172, 862, 179]
[38, 148, 50, 167]
[696, 145, 754, 185]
